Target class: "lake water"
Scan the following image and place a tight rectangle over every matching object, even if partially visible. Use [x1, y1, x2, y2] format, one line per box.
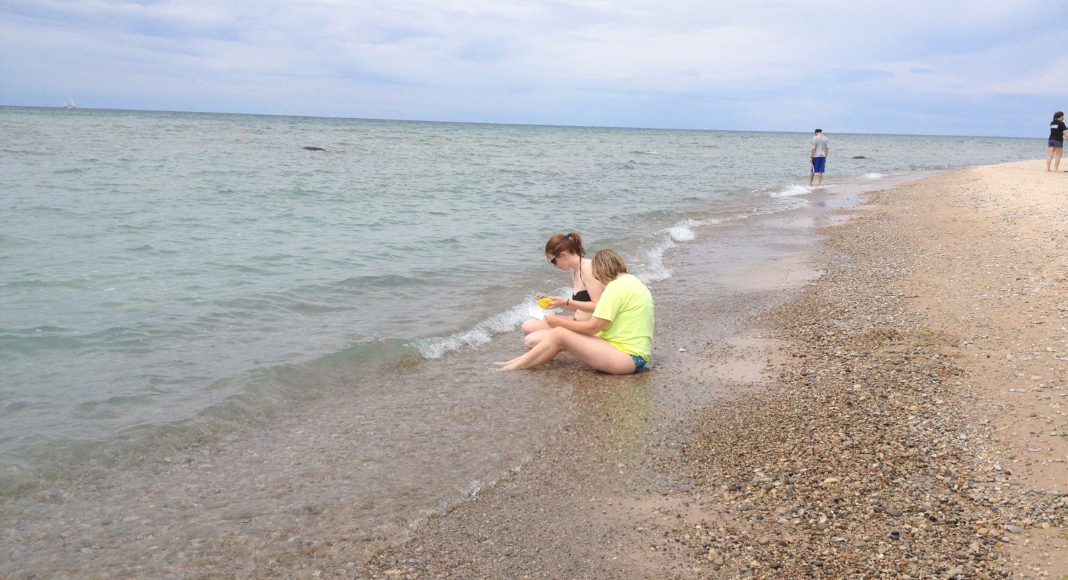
[0, 108, 1040, 461]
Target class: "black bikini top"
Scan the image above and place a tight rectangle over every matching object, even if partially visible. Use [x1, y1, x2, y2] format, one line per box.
[572, 259, 592, 302]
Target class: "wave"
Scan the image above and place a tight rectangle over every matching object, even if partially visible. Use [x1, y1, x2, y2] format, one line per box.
[668, 223, 696, 242]
[863, 172, 887, 180]
[412, 301, 533, 359]
[769, 185, 812, 198]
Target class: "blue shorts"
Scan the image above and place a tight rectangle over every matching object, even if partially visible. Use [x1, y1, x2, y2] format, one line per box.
[630, 354, 647, 373]
[811, 156, 827, 173]
[1050, 139, 1063, 149]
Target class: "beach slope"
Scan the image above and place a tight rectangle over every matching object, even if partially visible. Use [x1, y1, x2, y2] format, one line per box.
[367, 161, 1068, 580]
[671, 160, 1068, 578]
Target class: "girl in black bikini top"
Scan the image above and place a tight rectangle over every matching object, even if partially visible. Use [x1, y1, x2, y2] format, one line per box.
[520, 232, 604, 341]
[572, 264, 592, 302]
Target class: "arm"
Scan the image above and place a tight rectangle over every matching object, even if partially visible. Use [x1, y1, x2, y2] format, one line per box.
[810, 147, 816, 158]
[545, 314, 607, 336]
[570, 300, 597, 313]
[545, 295, 597, 313]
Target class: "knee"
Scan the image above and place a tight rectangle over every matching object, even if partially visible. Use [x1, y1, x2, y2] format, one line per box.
[520, 319, 538, 334]
[548, 326, 571, 344]
[524, 334, 539, 349]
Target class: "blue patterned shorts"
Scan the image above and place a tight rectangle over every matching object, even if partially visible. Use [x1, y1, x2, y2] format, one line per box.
[630, 354, 647, 373]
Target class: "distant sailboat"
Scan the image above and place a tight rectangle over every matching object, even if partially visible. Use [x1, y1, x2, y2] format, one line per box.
[64, 98, 76, 109]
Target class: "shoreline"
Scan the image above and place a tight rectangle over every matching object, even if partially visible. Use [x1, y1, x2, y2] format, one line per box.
[2, 168, 878, 578]
[363, 162, 1068, 579]
[8, 162, 1068, 578]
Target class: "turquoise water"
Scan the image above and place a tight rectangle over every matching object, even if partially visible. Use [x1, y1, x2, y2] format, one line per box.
[0, 106, 1043, 456]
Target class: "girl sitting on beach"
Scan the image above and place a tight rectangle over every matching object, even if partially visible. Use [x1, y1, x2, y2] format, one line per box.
[521, 232, 603, 349]
[499, 249, 653, 374]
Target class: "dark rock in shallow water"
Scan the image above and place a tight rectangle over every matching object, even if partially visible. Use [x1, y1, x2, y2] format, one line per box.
[303, 146, 326, 151]
[852, 155, 866, 159]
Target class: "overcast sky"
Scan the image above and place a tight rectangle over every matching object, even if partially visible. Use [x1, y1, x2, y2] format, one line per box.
[3, 0, 1066, 136]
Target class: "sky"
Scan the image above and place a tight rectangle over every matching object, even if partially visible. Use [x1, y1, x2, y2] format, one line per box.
[2, 0, 1067, 136]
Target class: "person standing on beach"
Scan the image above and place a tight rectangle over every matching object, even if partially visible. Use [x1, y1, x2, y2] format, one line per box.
[810, 129, 829, 186]
[1048, 112, 1065, 172]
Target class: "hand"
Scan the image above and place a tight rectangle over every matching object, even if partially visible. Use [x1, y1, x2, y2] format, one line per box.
[547, 296, 569, 309]
[545, 315, 562, 328]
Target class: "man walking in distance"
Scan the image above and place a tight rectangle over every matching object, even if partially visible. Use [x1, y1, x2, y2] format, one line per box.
[810, 129, 829, 187]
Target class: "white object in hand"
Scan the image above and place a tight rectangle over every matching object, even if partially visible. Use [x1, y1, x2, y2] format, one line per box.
[528, 305, 545, 320]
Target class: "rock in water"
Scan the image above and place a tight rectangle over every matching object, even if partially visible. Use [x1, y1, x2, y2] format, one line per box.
[852, 155, 866, 159]
[303, 146, 326, 151]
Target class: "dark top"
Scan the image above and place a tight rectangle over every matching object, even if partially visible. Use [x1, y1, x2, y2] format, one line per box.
[1051, 120, 1066, 142]
[571, 259, 593, 303]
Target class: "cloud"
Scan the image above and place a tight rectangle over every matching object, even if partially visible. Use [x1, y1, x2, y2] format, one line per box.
[2, 0, 1065, 135]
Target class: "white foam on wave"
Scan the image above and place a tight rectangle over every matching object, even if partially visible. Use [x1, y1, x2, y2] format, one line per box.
[668, 224, 695, 242]
[769, 185, 812, 198]
[636, 237, 676, 283]
[636, 218, 715, 282]
[863, 172, 887, 180]
[413, 287, 571, 359]
[412, 302, 531, 359]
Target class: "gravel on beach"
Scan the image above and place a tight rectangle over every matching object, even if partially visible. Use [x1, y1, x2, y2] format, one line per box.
[671, 161, 1068, 579]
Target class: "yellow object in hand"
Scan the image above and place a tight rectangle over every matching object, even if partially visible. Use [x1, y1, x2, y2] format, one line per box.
[538, 297, 554, 309]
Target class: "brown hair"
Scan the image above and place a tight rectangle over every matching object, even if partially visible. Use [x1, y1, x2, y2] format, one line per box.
[544, 232, 585, 258]
[1056, 112, 1065, 121]
[592, 248, 627, 283]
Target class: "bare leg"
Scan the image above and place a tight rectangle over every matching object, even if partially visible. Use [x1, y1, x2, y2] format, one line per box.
[1057, 149, 1063, 172]
[809, 171, 814, 186]
[1049, 147, 1055, 172]
[521, 318, 549, 335]
[817, 172, 824, 186]
[525, 329, 550, 349]
[497, 333, 564, 369]
[499, 327, 637, 374]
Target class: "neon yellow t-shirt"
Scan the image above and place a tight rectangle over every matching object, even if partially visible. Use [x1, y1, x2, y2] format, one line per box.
[592, 273, 654, 361]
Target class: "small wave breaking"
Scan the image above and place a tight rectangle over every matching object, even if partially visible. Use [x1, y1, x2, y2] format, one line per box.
[668, 223, 696, 242]
[863, 172, 887, 180]
[769, 185, 812, 198]
[637, 218, 711, 283]
[412, 302, 531, 359]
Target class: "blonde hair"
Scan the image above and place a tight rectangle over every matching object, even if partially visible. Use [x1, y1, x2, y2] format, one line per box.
[592, 248, 627, 283]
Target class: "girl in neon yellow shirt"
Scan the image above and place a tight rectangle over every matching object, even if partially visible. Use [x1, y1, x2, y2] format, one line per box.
[498, 249, 653, 374]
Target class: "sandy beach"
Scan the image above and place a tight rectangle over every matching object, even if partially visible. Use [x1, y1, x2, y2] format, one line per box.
[359, 161, 1068, 580]
[6, 161, 1068, 580]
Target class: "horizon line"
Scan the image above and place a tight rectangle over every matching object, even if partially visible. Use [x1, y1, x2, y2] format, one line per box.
[0, 104, 1044, 141]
